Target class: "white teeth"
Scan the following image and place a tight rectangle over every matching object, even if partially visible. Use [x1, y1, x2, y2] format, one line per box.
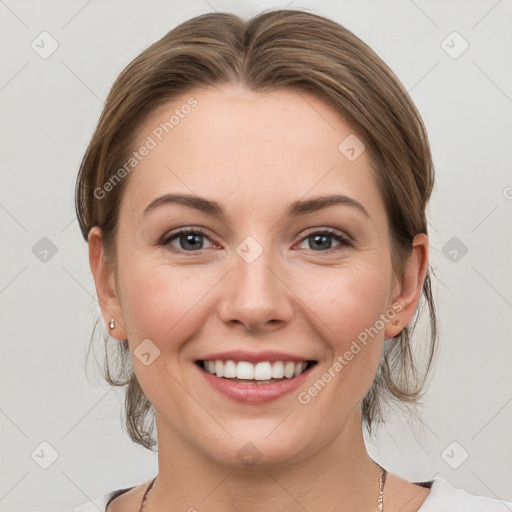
[236, 361, 254, 379]
[223, 360, 237, 378]
[214, 360, 224, 378]
[294, 361, 307, 377]
[284, 361, 296, 378]
[254, 362, 272, 380]
[202, 359, 310, 380]
[271, 361, 284, 378]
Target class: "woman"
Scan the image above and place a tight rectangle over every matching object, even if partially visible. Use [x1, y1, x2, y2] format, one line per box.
[70, 9, 511, 512]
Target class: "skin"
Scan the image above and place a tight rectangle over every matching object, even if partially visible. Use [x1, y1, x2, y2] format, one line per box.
[89, 83, 431, 511]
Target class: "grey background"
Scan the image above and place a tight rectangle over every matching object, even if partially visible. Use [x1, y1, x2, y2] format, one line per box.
[1, 0, 511, 510]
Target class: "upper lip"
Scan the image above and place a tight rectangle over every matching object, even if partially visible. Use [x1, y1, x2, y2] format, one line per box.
[196, 350, 317, 364]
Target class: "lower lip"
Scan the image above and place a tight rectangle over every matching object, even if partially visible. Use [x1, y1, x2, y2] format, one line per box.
[197, 364, 314, 404]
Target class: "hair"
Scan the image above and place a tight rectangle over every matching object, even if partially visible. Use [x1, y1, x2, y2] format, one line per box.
[76, 8, 438, 451]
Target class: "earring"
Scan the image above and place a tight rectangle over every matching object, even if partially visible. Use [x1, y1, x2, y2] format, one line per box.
[109, 319, 115, 330]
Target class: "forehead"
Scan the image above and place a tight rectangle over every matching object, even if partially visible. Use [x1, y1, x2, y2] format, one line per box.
[121, 83, 385, 224]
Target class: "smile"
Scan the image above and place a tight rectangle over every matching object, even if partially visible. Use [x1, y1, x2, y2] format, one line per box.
[198, 359, 315, 382]
[195, 359, 318, 403]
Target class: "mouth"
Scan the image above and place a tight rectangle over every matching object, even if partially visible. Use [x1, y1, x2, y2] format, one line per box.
[196, 359, 317, 384]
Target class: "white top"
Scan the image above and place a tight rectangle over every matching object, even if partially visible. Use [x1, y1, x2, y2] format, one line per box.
[69, 477, 512, 511]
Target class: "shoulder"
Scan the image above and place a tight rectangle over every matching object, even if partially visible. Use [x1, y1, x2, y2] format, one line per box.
[418, 477, 512, 511]
[68, 477, 512, 512]
[68, 486, 135, 512]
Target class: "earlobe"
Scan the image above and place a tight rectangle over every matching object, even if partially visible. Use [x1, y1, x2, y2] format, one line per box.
[88, 227, 128, 341]
[384, 233, 429, 339]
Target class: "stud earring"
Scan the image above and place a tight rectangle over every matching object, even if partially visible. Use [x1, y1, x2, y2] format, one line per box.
[109, 319, 115, 330]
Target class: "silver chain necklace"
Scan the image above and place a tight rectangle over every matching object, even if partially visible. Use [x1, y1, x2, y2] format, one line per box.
[139, 462, 387, 511]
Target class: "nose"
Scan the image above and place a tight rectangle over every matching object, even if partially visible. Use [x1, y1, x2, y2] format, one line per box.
[218, 242, 294, 332]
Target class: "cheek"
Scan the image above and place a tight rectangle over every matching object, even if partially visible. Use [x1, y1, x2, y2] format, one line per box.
[117, 256, 218, 349]
[291, 264, 392, 428]
[116, 260, 216, 416]
[300, 261, 392, 400]
[305, 261, 392, 344]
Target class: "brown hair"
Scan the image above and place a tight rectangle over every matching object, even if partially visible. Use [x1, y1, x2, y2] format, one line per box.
[76, 9, 438, 451]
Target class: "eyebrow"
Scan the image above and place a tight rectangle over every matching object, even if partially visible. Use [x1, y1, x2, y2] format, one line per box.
[142, 193, 370, 220]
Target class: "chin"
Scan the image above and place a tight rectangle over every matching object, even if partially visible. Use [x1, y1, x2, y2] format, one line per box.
[193, 426, 319, 470]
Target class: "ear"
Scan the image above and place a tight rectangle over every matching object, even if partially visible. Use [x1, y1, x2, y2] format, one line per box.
[384, 233, 429, 339]
[88, 226, 128, 341]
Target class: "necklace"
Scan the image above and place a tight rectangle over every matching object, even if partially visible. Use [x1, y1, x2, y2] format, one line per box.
[139, 462, 387, 511]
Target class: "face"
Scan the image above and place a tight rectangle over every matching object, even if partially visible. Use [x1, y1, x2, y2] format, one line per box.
[91, 83, 425, 468]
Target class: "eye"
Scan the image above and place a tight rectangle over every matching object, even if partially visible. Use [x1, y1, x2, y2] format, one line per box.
[296, 228, 352, 253]
[161, 228, 215, 253]
[160, 227, 352, 255]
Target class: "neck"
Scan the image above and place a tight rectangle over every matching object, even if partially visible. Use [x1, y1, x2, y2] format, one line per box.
[148, 410, 383, 512]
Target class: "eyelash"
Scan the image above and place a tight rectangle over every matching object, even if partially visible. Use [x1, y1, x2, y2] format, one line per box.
[160, 227, 353, 255]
